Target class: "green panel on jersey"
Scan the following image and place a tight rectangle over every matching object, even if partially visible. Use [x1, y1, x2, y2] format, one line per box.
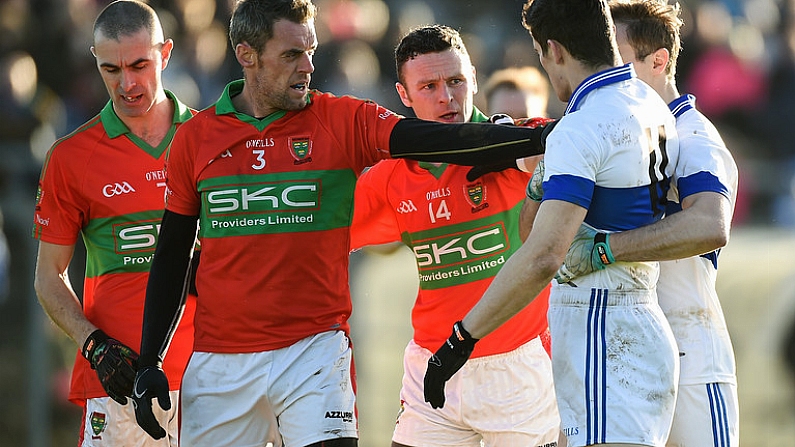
[82, 210, 165, 278]
[402, 202, 523, 290]
[198, 170, 357, 238]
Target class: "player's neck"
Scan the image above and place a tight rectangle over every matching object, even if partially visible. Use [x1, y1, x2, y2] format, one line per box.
[121, 93, 174, 147]
[657, 81, 680, 105]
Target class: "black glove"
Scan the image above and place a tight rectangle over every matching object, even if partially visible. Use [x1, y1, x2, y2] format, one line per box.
[466, 159, 518, 182]
[539, 118, 557, 149]
[82, 329, 139, 405]
[132, 365, 171, 440]
[465, 113, 517, 181]
[423, 321, 479, 409]
[466, 117, 557, 182]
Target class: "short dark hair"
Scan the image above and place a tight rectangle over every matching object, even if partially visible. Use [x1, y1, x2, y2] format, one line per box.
[93, 0, 161, 43]
[522, 0, 617, 69]
[229, 0, 317, 54]
[394, 25, 469, 85]
[610, 0, 683, 79]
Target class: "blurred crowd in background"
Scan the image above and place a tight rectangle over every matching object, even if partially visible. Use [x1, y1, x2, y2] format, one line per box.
[1, 0, 795, 444]
[4, 0, 795, 226]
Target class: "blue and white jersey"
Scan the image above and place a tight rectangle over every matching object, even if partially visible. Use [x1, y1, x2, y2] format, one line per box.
[659, 94, 738, 384]
[544, 64, 679, 291]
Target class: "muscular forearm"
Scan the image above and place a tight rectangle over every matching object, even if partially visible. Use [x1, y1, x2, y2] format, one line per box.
[464, 200, 583, 339]
[609, 192, 731, 261]
[463, 242, 556, 339]
[139, 210, 198, 367]
[518, 198, 540, 242]
[389, 118, 549, 165]
[34, 242, 96, 347]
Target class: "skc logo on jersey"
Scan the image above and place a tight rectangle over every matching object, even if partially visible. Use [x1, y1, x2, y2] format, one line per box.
[289, 136, 313, 165]
[111, 218, 161, 268]
[413, 223, 508, 268]
[413, 222, 510, 289]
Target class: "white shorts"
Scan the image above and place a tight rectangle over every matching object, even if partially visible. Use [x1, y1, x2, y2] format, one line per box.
[80, 391, 179, 447]
[393, 337, 560, 447]
[667, 382, 738, 447]
[180, 331, 357, 447]
[549, 289, 679, 447]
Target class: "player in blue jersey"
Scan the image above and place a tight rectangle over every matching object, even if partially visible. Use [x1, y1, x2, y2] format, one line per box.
[422, 0, 681, 446]
[553, 2, 739, 446]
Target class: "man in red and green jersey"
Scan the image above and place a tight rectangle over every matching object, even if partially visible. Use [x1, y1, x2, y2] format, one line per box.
[130, 1, 555, 445]
[32, 2, 195, 445]
[350, 25, 560, 447]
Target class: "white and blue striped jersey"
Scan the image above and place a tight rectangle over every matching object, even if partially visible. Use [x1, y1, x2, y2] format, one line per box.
[659, 94, 738, 385]
[544, 64, 680, 291]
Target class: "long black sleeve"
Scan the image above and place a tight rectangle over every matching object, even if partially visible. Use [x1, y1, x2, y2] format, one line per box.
[389, 118, 552, 165]
[139, 210, 198, 368]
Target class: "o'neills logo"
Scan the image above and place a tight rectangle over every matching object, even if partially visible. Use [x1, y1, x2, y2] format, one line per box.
[289, 136, 312, 165]
[464, 183, 488, 212]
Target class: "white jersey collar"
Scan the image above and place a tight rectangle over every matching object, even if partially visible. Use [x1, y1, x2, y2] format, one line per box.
[669, 94, 696, 118]
[565, 63, 636, 115]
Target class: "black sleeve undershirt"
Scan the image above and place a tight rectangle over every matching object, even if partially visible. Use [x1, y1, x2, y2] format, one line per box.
[139, 210, 198, 368]
[388, 118, 549, 165]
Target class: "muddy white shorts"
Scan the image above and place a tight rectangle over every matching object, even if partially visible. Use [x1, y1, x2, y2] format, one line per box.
[80, 391, 179, 446]
[549, 288, 679, 447]
[667, 382, 738, 447]
[180, 330, 357, 447]
[393, 337, 560, 447]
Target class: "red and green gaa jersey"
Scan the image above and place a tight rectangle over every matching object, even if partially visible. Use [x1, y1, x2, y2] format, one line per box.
[32, 92, 196, 402]
[351, 110, 550, 358]
[164, 81, 401, 352]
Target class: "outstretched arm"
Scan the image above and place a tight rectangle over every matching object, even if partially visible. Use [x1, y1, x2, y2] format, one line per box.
[389, 118, 554, 165]
[423, 200, 586, 409]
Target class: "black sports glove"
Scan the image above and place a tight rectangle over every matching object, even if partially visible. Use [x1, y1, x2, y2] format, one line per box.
[82, 329, 139, 405]
[466, 113, 517, 182]
[465, 117, 557, 182]
[423, 321, 479, 409]
[132, 365, 171, 440]
[465, 159, 518, 182]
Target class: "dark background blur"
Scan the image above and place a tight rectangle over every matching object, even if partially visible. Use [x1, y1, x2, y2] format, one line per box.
[2, 0, 795, 445]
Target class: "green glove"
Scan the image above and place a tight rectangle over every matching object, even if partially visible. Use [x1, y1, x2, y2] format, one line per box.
[555, 224, 615, 284]
[525, 158, 545, 202]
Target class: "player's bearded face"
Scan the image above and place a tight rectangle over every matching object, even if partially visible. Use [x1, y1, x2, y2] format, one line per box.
[252, 19, 316, 113]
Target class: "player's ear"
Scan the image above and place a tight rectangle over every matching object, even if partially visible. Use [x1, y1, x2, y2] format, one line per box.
[396, 82, 412, 108]
[160, 39, 174, 70]
[235, 42, 257, 67]
[650, 47, 670, 76]
[547, 40, 566, 65]
[470, 64, 478, 95]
